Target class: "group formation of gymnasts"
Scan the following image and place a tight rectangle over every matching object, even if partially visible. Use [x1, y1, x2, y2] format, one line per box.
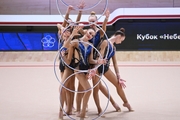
[57, 1, 134, 119]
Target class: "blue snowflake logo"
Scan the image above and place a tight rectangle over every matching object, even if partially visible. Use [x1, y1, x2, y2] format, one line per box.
[41, 35, 56, 48]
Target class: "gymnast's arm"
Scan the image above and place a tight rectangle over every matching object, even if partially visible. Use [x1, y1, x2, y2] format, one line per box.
[57, 23, 63, 36]
[111, 52, 120, 79]
[61, 40, 78, 65]
[99, 40, 108, 59]
[89, 46, 98, 64]
[62, 5, 73, 27]
[76, 0, 85, 22]
[63, 26, 80, 48]
[89, 40, 108, 65]
[76, 0, 86, 35]
[100, 9, 110, 38]
[57, 5, 73, 36]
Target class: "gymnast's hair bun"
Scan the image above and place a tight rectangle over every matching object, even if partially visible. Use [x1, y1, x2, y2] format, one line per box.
[120, 28, 125, 33]
[90, 11, 96, 15]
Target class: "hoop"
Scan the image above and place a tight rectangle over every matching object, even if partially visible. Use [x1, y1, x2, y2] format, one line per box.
[54, 22, 111, 91]
[56, 0, 109, 27]
[58, 40, 102, 73]
[57, 21, 110, 72]
[60, 0, 103, 11]
[59, 73, 110, 120]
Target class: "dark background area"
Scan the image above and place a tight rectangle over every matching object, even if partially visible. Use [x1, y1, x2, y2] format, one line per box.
[0, 19, 180, 51]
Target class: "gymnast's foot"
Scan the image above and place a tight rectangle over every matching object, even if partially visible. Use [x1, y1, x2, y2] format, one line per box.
[63, 111, 73, 116]
[76, 111, 80, 117]
[72, 106, 76, 112]
[86, 105, 88, 112]
[76, 112, 88, 118]
[97, 108, 102, 115]
[59, 110, 63, 120]
[112, 103, 121, 112]
[98, 110, 106, 118]
[123, 103, 134, 112]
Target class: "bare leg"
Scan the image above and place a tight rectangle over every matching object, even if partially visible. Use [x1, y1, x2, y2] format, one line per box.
[76, 82, 84, 114]
[59, 71, 64, 120]
[92, 76, 102, 114]
[76, 73, 92, 118]
[59, 68, 74, 119]
[65, 75, 75, 114]
[104, 69, 133, 111]
[99, 83, 121, 112]
[92, 75, 121, 115]
[70, 75, 75, 112]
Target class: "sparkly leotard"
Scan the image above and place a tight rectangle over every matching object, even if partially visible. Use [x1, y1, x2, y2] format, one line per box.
[89, 30, 101, 48]
[98, 41, 115, 74]
[58, 38, 67, 72]
[58, 38, 79, 72]
[77, 41, 92, 71]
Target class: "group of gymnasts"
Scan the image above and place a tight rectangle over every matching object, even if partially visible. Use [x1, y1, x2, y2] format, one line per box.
[57, 1, 133, 119]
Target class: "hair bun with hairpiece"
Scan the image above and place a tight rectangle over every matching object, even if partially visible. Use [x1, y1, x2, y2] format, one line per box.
[90, 11, 96, 15]
[120, 28, 125, 33]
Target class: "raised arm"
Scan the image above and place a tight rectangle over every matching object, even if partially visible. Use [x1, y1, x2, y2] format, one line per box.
[76, 0, 85, 22]
[76, 0, 86, 35]
[100, 9, 110, 38]
[57, 23, 63, 36]
[62, 5, 73, 27]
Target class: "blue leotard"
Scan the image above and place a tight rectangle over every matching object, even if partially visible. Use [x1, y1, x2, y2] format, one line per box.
[98, 41, 115, 74]
[106, 42, 115, 60]
[89, 30, 101, 48]
[78, 41, 92, 70]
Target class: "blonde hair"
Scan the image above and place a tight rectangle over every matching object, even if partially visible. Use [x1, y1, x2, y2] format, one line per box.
[90, 11, 96, 15]
[89, 11, 97, 19]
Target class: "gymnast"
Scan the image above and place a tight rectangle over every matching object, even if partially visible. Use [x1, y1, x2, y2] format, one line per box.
[76, 9, 121, 115]
[57, 2, 85, 119]
[61, 25, 107, 118]
[92, 28, 134, 114]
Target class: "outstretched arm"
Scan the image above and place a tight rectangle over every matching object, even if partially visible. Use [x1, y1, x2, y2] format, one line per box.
[76, 0, 86, 35]
[76, 0, 85, 22]
[112, 53, 126, 88]
[112, 53, 120, 75]
[100, 9, 110, 38]
[62, 5, 73, 27]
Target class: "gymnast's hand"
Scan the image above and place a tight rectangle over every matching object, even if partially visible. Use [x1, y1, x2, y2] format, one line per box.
[87, 68, 97, 79]
[60, 50, 65, 57]
[67, 5, 74, 13]
[77, 0, 86, 10]
[118, 78, 126, 89]
[117, 74, 126, 88]
[97, 58, 107, 64]
[60, 48, 67, 57]
[104, 9, 110, 19]
[72, 26, 81, 35]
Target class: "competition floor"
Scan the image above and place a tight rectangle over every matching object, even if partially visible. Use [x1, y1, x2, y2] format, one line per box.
[0, 62, 180, 120]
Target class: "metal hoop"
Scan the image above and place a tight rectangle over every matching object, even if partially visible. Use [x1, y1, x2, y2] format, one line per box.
[57, 22, 110, 72]
[59, 73, 110, 120]
[54, 22, 111, 91]
[56, 0, 109, 27]
[58, 40, 102, 73]
[60, 0, 103, 11]
[54, 42, 104, 93]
